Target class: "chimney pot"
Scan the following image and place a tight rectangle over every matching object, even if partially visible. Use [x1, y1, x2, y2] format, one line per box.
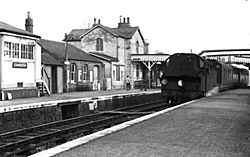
[123, 17, 126, 23]
[119, 16, 122, 23]
[98, 19, 100, 24]
[127, 17, 130, 24]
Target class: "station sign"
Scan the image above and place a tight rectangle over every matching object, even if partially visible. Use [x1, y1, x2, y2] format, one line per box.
[12, 62, 27, 69]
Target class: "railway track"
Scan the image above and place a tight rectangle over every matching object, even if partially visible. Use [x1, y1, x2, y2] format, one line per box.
[0, 99, 167, 157]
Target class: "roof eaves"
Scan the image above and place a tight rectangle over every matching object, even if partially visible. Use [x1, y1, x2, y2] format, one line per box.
[89, 52, 119, 62]
[79, 25, 119, 39]
[0, 28, 41, 38]
[136, 28, 145, 44]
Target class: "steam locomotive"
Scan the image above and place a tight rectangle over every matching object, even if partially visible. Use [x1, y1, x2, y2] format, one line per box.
[160, 53, 249, 104]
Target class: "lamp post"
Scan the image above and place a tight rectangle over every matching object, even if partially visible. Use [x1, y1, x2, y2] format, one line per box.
[64, 33, 70, 92]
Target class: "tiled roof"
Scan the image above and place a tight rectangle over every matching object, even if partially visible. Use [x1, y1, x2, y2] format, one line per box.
[112, 27, 138, 39]
[38, 39, 102, 64]
[66, 29, 89, 41]
[66, 24, 139, 41]
[0, 21, 40, 38]
[89, 52, 118, 62]
[42, 50, 63, 65]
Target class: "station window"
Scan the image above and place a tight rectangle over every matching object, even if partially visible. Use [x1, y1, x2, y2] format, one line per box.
[12, 43, 19, 58]
[116, 65, 120, 81]
[21, 44, 34, 59]
[113, 70, 116, 80]
[70, 64, 76, 83]
[4, 42, 11, 58]
[121, 70, 124, 81]
[136, 41, 139, 54]
[78, 69, 82, 82]
[136, 64, 140, 79]
[3, 41, 34, 59]
[96, 38, 103, 51]
[83, 64, 88, 81]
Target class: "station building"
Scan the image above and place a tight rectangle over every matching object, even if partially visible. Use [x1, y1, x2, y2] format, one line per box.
[39, 39, 104, 93]
[0, 13, 41, 100]
[66, 17, 149, 89]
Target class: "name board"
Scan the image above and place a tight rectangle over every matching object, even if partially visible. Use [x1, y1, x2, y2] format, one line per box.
[12, 62, 27, 69]
[132, 58, 141, 61]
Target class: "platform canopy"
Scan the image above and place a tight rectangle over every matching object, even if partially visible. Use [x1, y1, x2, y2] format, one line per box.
[131, 54, 169, 62]
[131, 54, 169, 88]
[131, 54, 169, 72]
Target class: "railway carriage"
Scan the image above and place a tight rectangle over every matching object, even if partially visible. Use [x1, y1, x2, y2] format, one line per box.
[160, 53, 249, 104]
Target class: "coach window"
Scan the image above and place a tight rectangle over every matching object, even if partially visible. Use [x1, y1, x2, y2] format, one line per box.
[70, 63, 76, 83]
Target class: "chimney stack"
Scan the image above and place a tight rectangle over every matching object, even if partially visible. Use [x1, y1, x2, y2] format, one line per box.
[127, 17, 130, 24]
[25, 11, 33, 33]
[118, 16, 131, 28]
[93, 18, 97, 27]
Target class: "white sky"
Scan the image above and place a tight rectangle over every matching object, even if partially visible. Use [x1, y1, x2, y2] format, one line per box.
[1, 0, 250, 54]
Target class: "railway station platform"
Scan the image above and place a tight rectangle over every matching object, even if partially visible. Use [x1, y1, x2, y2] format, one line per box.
[34, 89, 250, 157]
[0, 89, 159, 112]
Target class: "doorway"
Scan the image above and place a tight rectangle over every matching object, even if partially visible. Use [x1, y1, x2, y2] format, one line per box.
[51, 66, 57, 93]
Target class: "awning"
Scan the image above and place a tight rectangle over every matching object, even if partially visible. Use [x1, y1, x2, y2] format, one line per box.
[131, 54, 169, 62]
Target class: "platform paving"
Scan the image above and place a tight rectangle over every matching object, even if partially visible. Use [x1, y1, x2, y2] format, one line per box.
[0, 89, 159, 108]
[53, 89, 250, 157]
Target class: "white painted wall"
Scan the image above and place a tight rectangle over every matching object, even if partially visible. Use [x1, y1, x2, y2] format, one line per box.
[43, 65, 52, 90]
[131, 30, 145, 54]
[57, 66, 63, 93]
[1, 34, 41, 89]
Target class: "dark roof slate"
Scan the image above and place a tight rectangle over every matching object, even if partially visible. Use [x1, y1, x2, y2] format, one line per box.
[112, 27, 138, 39]
[42, 50, 63, 65]
[66, 24, 139, 41]
[38, 39, 102, 64]
[67, 29, 89, 41]
[0, 21, 40, 38]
